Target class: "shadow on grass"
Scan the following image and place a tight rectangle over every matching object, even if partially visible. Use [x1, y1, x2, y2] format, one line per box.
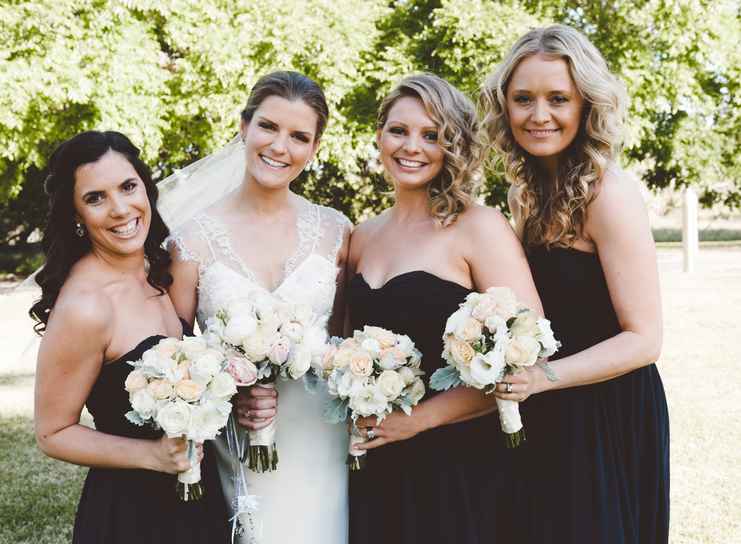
[0, 415, 85, 544]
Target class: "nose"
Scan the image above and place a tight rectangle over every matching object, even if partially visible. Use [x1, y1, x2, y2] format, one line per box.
[402, 132, 423, 154]
[269, 132, 289, 155]
[109, 194, 128, 217]
[532, 99, 551, 124]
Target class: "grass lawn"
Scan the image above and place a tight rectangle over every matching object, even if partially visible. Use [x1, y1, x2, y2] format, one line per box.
[0, 416, 85, 544]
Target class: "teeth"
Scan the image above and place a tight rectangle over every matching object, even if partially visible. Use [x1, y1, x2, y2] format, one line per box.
[260, 155, 288, 168]
[111, 219, 138, 235]
[528, 129, 558, 136]
[397, 158, 426, 168]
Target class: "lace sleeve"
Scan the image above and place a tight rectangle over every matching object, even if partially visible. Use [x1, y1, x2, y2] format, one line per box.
[165, 216, 214, 268]
[314, 205, 353, 267]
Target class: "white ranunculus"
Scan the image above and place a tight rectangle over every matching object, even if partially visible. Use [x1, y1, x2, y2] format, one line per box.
[189, 403, 228, 441]
[510, 310, 540, 338]
[397, 366, 416, 387]
[130, 388, 157, 419]
[349, 384, 389, 418]
[124, 369, 147, 393]
[505, 335, 541, 368]
[484, 314, 508, 337]
[363, 326, 396, 349]
[444, 306, 472, 336]
[158, 400, 192, 437]
[288, 346, 312, 379]
[470, 352, 506, 386]
[360, 337, 381, 356]
[336, 370, 362, 398]
[208, 371, 237, 399]
[190, 350, 224, 384]
[537, 319, 560, 357]
[223, 315, 258, 346]
[377, 370, 404, 400]
[405, 377, 426, 405]
[457, 363, 486, 390]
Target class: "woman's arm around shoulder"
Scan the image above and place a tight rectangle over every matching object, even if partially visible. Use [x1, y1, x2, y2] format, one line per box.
[35, 289, 192, 474]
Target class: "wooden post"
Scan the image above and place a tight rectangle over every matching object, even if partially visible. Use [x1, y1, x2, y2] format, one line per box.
[682, 186, 698, 273]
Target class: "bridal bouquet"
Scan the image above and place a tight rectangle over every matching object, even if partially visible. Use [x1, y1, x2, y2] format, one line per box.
[124, 336, 237, 501]
[430, 287, 560, 448]
[322, 326, 425, 470]
[206, 291, 329, 472]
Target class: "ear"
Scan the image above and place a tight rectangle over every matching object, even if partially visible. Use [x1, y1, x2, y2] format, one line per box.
[239, 118, 248, 141]
[375, 128, 382, 150]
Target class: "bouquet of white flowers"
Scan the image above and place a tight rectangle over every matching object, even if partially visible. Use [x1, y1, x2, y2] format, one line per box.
[124, 336, 238, 501]
[430, 287, 560, 448]
[322, 326, 425, 470]
[206, 290, 329, 472]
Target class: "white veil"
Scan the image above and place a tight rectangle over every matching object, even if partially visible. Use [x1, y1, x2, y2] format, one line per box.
[157, 134, 245, 231]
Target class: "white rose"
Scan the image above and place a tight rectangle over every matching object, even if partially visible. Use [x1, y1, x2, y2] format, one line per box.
[405, 377, 426, 405]
[242, 332, 269, 362]
[510, 310, 540, 337]
[158, 400, 192, 437]
[336, 370, 364, 398]
[377, 348, 404, 370]
[130, 388, 157, 419]
[377, 370, 404, 400]
[485, 286, 519, 320]
[180, 336, 208, 358]
[349, 351, 374, 377]
[444, 306, 472, 336]
[175, 379, 206, 402]
[457, 363, 486, 390]
[454, 316, 483, 343]
[537, 319, 560, 357]
[333, 347, 355, 369]
[505, 335, 541, 368]
[395, 334, 414, 357]
[142, 348, 176, 375]
[281, 321, 304, 343]
[397, 366, 416, 386]
[147, 379, 174, 400]
[223, 315, 258, 346]
[189, 403, 229, 441]
[447, 337, 475, 367]
[349, 384, 389, 418]
[154, 337, 180, 359]
[470, 352, 506, 387]
[288, 346, 312, 379]
[208, 371, 238, 399]
[190, 349, 224, 384]
[363, 326, 396, 348]
[124, 369, 147, 392]
[360, 337, 382, 356]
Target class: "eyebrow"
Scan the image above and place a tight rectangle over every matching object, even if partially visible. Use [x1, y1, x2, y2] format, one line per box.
[256, 115, 313, 138]
[511, 88, 572, 95]
[386, 120, 438, 130]
[82, 178, 138, 198]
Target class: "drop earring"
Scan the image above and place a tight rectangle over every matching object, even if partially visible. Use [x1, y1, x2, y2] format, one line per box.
[75, 222, 85, 237]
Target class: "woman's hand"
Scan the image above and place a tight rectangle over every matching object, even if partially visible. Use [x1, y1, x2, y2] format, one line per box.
[492, 365, 547, 402]
[354, 410, 426, 451]
[235, 385, 279, 430]
[151, 436, 203, 475]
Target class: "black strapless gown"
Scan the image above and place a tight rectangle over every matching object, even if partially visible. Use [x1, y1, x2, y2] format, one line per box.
[72, 323, 230, 543]
[348, 271, 517, 544]
[520, 247, 670, 543]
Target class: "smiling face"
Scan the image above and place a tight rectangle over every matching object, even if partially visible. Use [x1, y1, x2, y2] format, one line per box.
[377, 95, 445, 191]
[506, 53, 584, 167]
[241, 95, 319, 190]
[72, 150, 151, 258]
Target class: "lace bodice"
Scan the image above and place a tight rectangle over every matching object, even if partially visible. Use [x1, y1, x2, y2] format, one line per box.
[167, 196, 352, 329]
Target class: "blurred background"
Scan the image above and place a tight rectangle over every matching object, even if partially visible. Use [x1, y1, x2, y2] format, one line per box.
[0, 1, 739, 543]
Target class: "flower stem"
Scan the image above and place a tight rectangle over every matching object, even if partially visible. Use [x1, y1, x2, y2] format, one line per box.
[347, 454, 366, 471]
[247, 444, 278, 472]
[504, 428, 526, 449]
[176, 481, 204, 502]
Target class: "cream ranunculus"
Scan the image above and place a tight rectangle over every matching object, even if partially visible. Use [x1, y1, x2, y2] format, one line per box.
[363, 326, 397, 349]
[130, 388, 157, 419]
[349, 351, 374, 377]
[510, 310, 540, 338]
[226, 356, 258, 386]
[455, 317, 483, 343]
[147, 379, 174, 400]
[175, 379, 206, 402]
[208, 371, 238, 399]
[124, 369, 147, 393]
[448, 337, 476, 367]
[158, 399, 192, 437]
[377, 370, 404, 400]
[505, 335, 541, 368]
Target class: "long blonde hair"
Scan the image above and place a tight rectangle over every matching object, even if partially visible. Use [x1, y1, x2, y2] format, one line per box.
[480, 24, 627, 247]
[378, 73, 482, 226]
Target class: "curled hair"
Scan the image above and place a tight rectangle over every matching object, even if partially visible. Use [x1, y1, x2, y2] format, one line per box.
[29, 131, 172, 333]
[480, 24, 627, 247]
[241, 71, 329, 141]
[378, 73, 482, 226]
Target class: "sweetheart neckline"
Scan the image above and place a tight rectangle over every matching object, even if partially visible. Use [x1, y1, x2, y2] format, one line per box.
[354, 270, 472, 292]
[102, 318, 189, 369]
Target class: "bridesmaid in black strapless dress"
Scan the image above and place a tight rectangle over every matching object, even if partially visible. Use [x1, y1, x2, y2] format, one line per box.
[519, 248, 669, 543]
[72, 324, 230, 544]
[348, 272, 518, 544]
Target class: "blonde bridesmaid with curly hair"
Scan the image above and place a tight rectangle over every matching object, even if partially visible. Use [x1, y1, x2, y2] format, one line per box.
[480, 24, 669, 543]
[347, 73, 543, 543]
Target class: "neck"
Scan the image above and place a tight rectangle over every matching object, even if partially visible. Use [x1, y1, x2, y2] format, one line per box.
[90, 247, 148, 281]
[231, 169, 295, 216]
[390, 184, 433, 225]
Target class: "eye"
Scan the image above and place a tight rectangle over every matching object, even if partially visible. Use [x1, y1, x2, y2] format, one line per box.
[388, 126, 406, 135]
[423, 131, 438, 142]
[550, 95, 569, 104]
[513, 94, 531, 104]
[258, 121, 275, 131]
[292, 133, 310, 143]
[122, 180, 137, 192]
[83, 192, 104, 205]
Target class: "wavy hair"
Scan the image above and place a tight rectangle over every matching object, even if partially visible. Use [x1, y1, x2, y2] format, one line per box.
[480, 24, 627, 247]
[29, 131, 172, 333]
[378, 73, 482, 226]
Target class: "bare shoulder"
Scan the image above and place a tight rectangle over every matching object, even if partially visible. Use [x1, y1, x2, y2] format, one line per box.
[456, 202, 514, 241]
[588, 167, 648, 229]
[49, 280, 113, 343]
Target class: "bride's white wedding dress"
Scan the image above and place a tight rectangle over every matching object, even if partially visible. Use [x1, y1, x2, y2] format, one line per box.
[168, 195, 351, 544]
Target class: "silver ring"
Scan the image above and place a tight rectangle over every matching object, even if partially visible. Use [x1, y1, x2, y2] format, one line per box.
[505, 382, 513, 394]
[367, 428, 376, 440]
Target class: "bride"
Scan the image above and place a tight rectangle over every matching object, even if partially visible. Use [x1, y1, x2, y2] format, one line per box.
[162, 71, 351, 543]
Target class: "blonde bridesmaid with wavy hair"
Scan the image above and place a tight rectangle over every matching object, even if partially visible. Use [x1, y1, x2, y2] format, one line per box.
[347, 73, 543, 543]
[480, 24, 669, 543]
